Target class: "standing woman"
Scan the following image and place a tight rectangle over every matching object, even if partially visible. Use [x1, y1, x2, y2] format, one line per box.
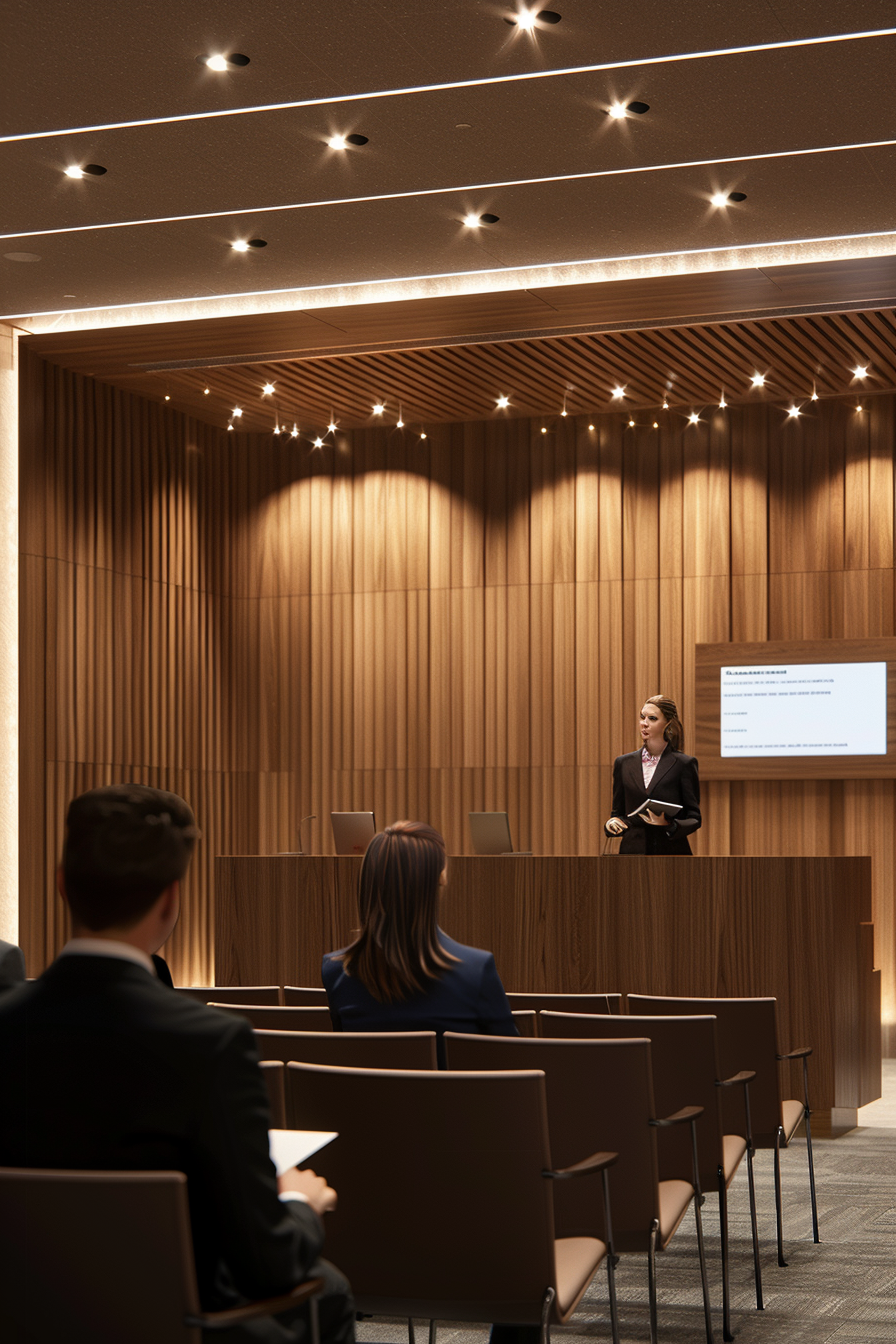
[604, 694, 701, 854]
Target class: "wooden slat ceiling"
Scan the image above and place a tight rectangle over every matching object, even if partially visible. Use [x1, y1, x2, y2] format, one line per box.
[30, 303, 896, 432]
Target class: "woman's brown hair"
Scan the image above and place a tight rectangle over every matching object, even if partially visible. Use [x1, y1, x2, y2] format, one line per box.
[339, 820, 459, 1003]
[644, 694, 685, 752]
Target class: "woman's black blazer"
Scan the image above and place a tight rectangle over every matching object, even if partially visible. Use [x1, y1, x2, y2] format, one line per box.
[607, 747, 701, 855]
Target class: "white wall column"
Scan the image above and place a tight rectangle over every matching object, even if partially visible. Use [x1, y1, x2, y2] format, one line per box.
[0, 324, 18, 942]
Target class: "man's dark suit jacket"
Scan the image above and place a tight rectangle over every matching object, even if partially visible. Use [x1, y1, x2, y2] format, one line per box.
[0, 938, 26, 992]
[608, 747, 702, 855]
[322, 931, 517, 1064]
[0, 954, 323, 1315]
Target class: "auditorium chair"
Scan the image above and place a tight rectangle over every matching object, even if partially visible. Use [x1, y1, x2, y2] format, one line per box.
[0, 1167, 322, 1343]
[175, 984, 281, 1006]
[284, 1062, 621, 1344]
[282, 985, 329, 1005]
[629, 994, 819, 1267]
[259, 1030, 438, 1084]
[511, 1009, 537, 1036]
[506, 992, 622, 1021]
[208, 1003, 333, 1032]
[444, 1033, 715, 1344]
[542, 1010, 762, 1342]
[260, 1060, 286, 1127]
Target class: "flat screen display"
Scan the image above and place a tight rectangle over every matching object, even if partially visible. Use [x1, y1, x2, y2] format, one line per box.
[720, 661, 887, 757]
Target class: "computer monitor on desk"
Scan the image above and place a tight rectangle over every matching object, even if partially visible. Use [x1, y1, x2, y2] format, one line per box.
[331, 812, 376, 855]
[469, 812, 530, 855]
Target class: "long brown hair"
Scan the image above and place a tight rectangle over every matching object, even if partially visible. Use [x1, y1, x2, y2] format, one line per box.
[643, 694, 685, 752]
[339, 820, 459, 1003]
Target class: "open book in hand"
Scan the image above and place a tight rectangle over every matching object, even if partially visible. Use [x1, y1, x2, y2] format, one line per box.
[627, 798, 683, 820]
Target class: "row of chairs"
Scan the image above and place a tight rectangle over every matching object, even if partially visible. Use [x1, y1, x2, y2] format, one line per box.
[201, 990, 818, 1344]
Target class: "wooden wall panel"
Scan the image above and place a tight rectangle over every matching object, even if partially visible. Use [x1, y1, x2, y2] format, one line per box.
[18, 351, 896, 1051]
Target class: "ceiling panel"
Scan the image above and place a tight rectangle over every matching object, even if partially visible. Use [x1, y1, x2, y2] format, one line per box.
[10, 0, 881, 138]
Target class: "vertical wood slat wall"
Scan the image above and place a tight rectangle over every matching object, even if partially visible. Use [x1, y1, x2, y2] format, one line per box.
[18, 349, 896, 1050]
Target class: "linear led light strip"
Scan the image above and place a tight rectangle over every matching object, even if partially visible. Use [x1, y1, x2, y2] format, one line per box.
[2, 27, 895, 144]
[6, 225, 896, 323]
[4, 135, 896, 242]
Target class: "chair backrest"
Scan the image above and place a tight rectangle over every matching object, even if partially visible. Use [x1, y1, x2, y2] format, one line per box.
[629, 994, 782, 1143]
[0, 1168, 201, 1343]
[284, 1064, 557, 1320]
[507, 992, 622, 1015]
[511, 1009, 537, 1037]
[444, 1033, 659, 1251]
[282, 986, 328, 1005]
[259, 1060, 286, 1128]
[260, 1030, 438, 1080]
[541, 1011, 725, 1185]
[209, 1004, 333, 1032]
[175, 985, 281, 1006]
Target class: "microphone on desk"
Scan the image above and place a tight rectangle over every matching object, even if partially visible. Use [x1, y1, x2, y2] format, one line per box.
[296, 815, 316, 856]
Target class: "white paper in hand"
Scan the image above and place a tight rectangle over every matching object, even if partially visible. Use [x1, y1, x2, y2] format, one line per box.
[269, 1129, 338, 1176]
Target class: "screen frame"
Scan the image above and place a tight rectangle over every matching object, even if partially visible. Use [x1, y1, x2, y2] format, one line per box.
[695, 638, 896, 780]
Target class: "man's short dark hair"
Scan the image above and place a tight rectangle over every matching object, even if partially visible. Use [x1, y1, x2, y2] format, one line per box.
[62, 784, 198, 931]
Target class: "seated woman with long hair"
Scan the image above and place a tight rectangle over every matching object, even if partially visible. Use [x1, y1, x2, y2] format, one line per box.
[322, 820, 517, 1058]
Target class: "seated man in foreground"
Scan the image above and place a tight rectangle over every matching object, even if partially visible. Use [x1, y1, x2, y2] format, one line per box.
[0, 783, 354, 1344]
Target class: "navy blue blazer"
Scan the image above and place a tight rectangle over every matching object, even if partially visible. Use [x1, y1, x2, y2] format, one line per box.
[607, 746, 701, 855]
[322, 931, 518, 1061]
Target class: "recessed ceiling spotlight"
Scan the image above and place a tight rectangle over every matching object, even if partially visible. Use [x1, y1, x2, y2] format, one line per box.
[506, 8, 560, 29]
[710, 191, 729, 207]
[291, 424, 299, 438]
[327, 421, 337, 433]
[262, 383, 275, 395]
[273, 425, 281, 436]
[463, 212, 499, 227]
[853, 364, 869, 378]
[328, 132, 369, 148]
[231, 238, 267, 251]
[560, 409, 568, 417]
[496, 395, 510, 408]
[540, 426, 547, 433]
[688, 411, 700, 424]
[588, 424, 595, 431]
[372, 403, 385, 415]
[856, 403, 864, 412]
[164, 395, 170, 402]
[611, 385, 625, 399]
[64, 163, 106, 178]
[199, 53, 250, 70]
[313, 437, 324, 448]
[811, 389, 819, 401]
[653, 421, 659, 429]
[397, 418, 405, 428]
[232, 407, 243, 417]
[227, 423, 234, 431]
[719, 394, 727, 408]
[607, 102, 628, 119]
[787, 405, 801, 418]
[750, 373, 766, 388]
[203, 387, 210, 395]
[628, 418, 636, 427]
[420, 431, 428, 440]
[662, 400, 669, 410]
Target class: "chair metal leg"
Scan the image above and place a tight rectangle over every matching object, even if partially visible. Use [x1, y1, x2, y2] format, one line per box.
[774, 1126, 787, 1267]
[648, 1219, 659, 1344]
[693, 1188, 716, 1344]
[718, 1171, 732, 1343]
[745, 1142, 764, 1309]
[309, 1295, 320, 1344]
[804, 1106, 820, 1244]
[540, 1286, 556, 1344]
[600, 1169, 621, 1344]
[408, 1318, 416, 1344]
[428, 1322, 437, 1344]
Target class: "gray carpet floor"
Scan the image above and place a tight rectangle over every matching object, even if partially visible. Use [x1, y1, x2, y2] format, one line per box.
[359, 1062, 896, 1344]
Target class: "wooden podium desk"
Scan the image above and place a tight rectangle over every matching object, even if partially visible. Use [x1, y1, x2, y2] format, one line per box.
[215, 854, 881, 1125]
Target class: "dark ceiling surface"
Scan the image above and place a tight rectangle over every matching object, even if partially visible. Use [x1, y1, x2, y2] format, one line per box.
[7, 1, 896, 428]
[3, 1, 896, 318]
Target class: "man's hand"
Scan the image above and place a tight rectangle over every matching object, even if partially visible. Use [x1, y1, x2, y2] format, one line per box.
[279, 1167, 338, 1215]
[605, 817, 628, 835]
[642, 808, 667, 826]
